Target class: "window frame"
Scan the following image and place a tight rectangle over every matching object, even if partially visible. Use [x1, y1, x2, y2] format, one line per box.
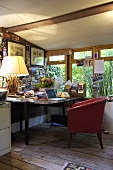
[47, 55, 66, 65]
[98, 45, 113, 61]
[70, 47, 93, 81]
[72, 47, 93, 62]
[47, 54, 67, 80]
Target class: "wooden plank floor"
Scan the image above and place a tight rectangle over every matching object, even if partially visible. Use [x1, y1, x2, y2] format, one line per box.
[0, 123, 113, 170]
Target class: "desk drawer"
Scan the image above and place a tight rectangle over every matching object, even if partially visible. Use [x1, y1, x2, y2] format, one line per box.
[0, 128, 11, 151]
[0, 106, 10, 130]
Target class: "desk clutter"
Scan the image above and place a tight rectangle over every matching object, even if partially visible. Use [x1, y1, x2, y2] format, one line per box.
[64, 82, 86, 98]
[6, 89, 69, 102]
[0, 72, 86, 102]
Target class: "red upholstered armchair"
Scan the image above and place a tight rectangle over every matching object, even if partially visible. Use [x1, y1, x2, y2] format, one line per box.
[68, 97, 106, 149]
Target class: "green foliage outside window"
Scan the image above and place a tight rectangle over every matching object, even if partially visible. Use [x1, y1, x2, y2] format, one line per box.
[99, 48, 113, 96]
[72, 61, 113, 98]
[73, 50, 113, 97]
[73, 51, 93, 98]
[72, 64, 93, 97]
[72, 62, 113, 98]
[48, 64, 66, 91]
[48, 64, 66, 81]
[99, 61, 113, 96]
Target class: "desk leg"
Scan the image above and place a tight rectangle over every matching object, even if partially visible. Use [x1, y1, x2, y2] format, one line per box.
[24, 102, 29, 145]
[62, 107, 65, 115]
[44, 106, 47, 114]
[20, 104, 23, 132]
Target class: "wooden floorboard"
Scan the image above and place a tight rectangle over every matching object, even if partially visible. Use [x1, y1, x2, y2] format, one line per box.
[0, 161, 20, 170]
[0, 123, 113, 170]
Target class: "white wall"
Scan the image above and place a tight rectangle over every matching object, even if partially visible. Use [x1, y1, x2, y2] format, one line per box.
[11, 114, 46, 133]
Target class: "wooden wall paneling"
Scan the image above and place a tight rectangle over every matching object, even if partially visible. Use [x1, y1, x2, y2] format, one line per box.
[46, 49, 72, 57]
[25, 45, 30, 66]
[69, 52, 73, 82]
[66, 55, 70, 81]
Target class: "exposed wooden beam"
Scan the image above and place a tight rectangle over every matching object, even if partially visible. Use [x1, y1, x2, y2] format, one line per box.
[6, 1, 113, 32]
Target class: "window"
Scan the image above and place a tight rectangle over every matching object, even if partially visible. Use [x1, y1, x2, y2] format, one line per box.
[72, 49, 93, 98]
[100, 48, 113, 58]
[72, 64, 93, 97]
[47, 46, 113, 97]
[74, 50, 92, 59]
[47, 55, 66, 91]
[49, 55, 65, 61]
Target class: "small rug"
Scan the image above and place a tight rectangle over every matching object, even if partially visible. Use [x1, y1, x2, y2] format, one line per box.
[61, 162, 96, 170]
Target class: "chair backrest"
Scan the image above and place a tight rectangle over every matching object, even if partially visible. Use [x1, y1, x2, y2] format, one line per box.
[68, 97, 106, 133]
[70, 97, 105, 108]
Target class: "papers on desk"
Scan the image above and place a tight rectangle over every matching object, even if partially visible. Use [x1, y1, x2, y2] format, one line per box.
[7, 97, 35, 102]
[7, 97, 21, 101]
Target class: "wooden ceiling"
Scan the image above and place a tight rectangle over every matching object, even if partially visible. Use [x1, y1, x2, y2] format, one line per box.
[0, 0, 113, 50]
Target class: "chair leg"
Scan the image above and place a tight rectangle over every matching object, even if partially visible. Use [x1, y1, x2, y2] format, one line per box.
[97, 133, 103, 149]
[68, 133, 71, 148]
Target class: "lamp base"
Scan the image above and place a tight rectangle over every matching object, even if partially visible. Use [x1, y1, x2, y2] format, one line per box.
[6, 75, 20, 95]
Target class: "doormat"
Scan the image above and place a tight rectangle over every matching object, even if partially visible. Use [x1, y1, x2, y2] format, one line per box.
[61, 162, 96, 170]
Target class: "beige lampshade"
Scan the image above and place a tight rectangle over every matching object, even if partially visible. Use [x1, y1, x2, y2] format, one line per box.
[0, 56, 29, 76]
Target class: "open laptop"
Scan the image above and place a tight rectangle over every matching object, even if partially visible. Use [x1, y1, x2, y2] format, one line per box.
[45, 89, 66, 101]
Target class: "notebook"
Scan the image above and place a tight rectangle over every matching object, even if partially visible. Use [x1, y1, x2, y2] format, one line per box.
[45, 89, 66, 101]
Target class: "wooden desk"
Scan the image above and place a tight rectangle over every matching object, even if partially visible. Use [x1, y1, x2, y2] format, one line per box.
[6, 97, 81, 145]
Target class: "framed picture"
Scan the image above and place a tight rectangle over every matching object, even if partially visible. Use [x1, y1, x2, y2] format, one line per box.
[8, 41, 25, 60]
[31, 47, 44, 66]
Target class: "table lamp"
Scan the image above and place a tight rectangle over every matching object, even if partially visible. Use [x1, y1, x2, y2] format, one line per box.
[0, 56, 29, 95]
